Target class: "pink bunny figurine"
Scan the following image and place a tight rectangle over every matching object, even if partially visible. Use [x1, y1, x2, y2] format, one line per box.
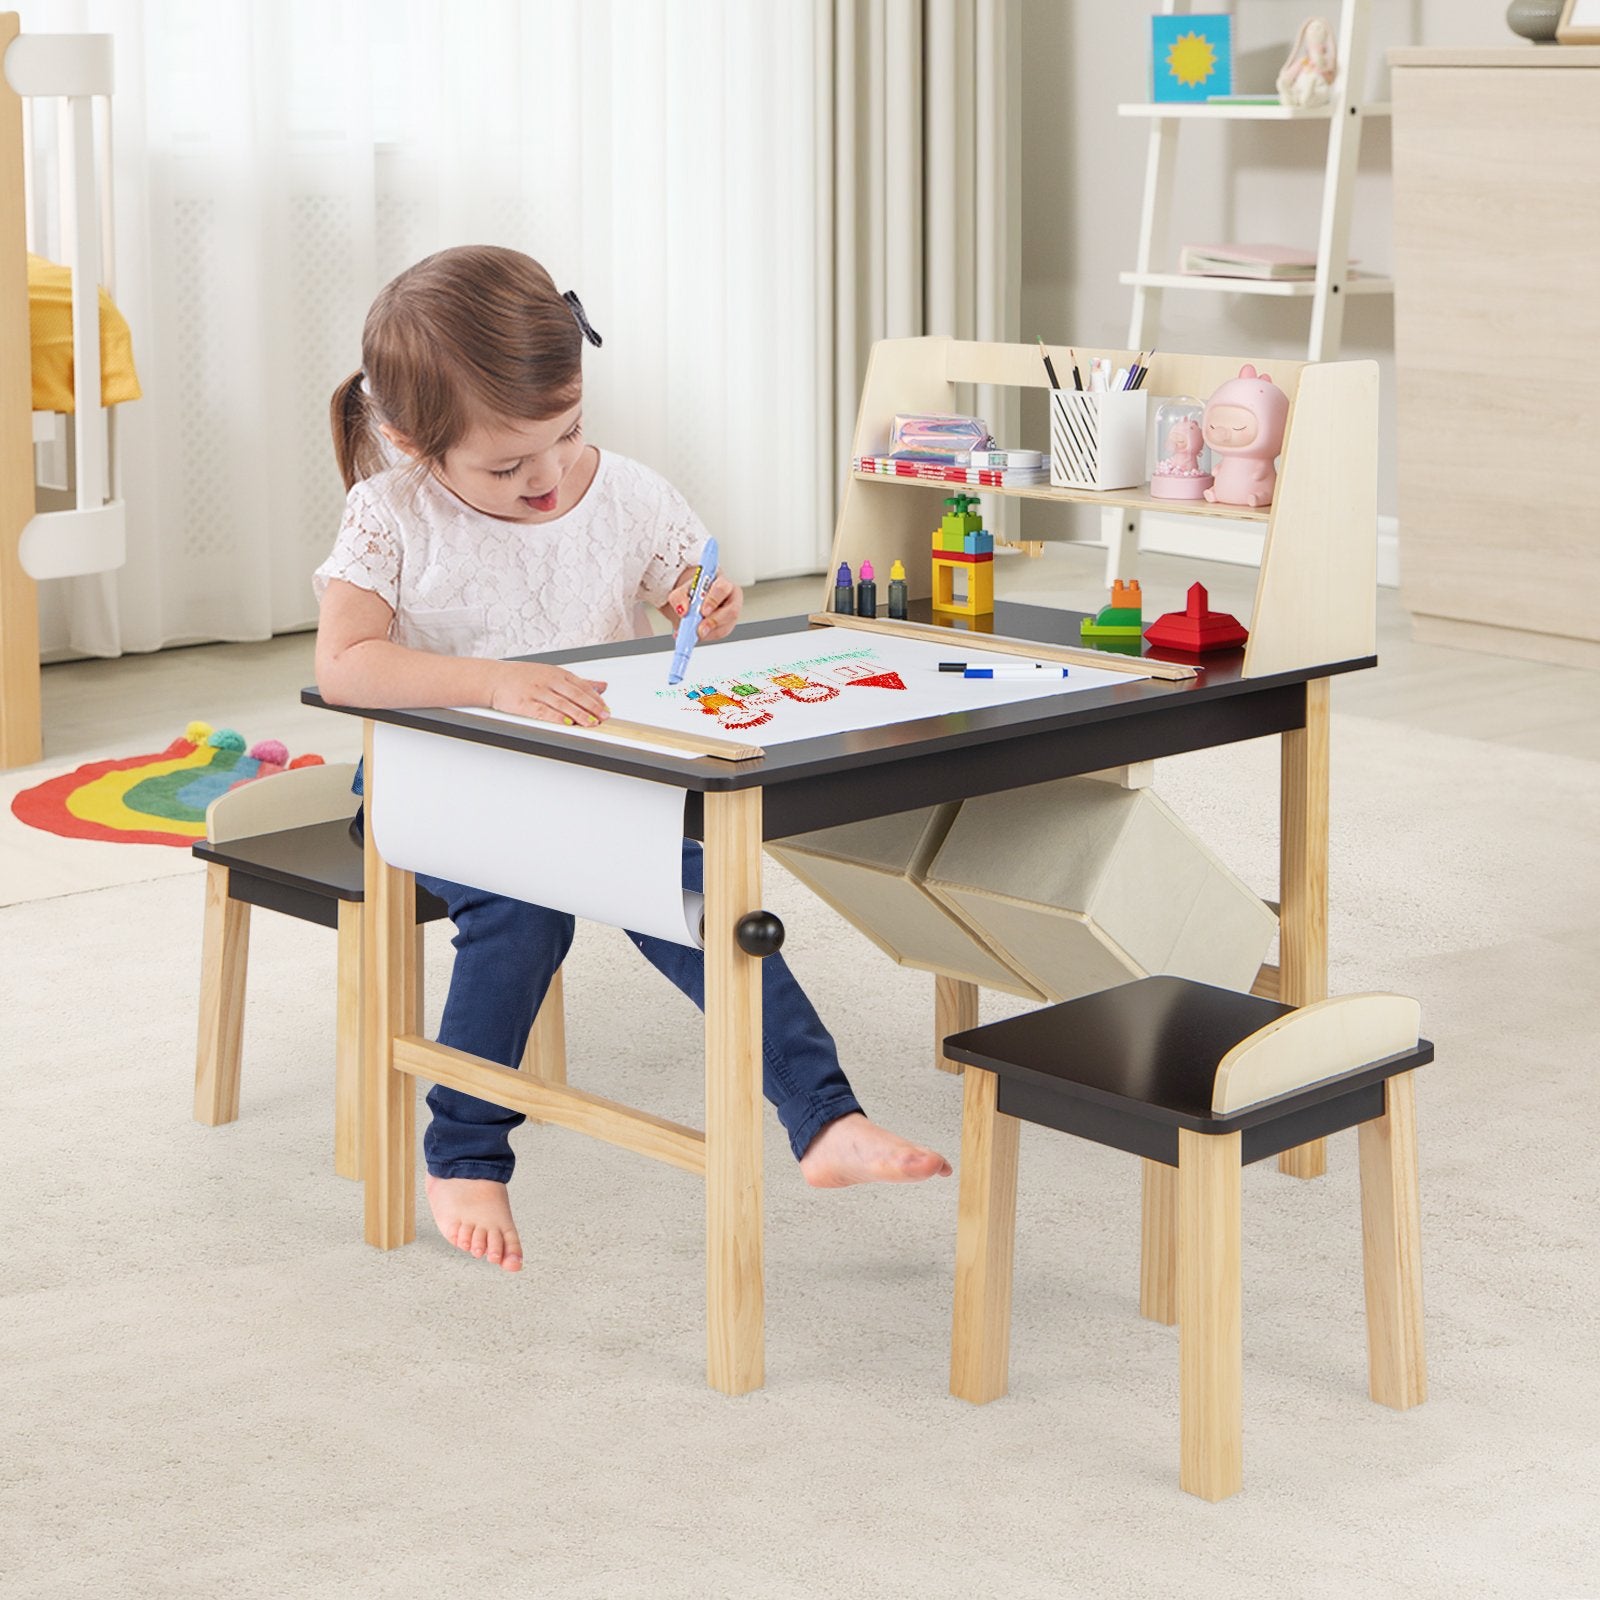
[1202, 364, 1289, 508]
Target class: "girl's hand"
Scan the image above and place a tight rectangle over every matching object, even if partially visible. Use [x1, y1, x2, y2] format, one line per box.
[667, 570, 742, 643]
[489, 662, 610, 727]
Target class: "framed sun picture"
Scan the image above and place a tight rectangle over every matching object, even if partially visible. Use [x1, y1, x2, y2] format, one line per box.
[1557, 0, 1600, 42]
[1151, 13, 1234, 102]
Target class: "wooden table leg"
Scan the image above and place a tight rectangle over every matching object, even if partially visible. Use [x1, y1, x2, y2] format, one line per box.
[1139, 1156, 1178, 1325]
[1358, 1070, 1427, 1410]
[522, 966, 568, 1085]
[0, 16, 43, 773]
[1278, 677, 1330, 1179]
[361, 721, 416, 1248]
[934, 974, 977, 1075]
[950, 1064, 1020, 1404]
[194, 864, 249, 1126]
[334, 900, 364, 1180]
[1178, 1128, 1243, 1501]
[703, 788, 765, 1395]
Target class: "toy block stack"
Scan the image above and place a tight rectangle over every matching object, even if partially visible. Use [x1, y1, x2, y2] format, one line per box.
[931, 493, 995, 617]
[1080, 579, 1145, 649]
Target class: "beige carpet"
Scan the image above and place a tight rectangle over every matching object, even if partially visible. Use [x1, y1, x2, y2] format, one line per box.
[2, 713, 1598, 1599]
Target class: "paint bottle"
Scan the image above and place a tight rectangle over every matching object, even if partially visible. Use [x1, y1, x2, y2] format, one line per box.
[833, 561, 854, 613]
[856, 559, 877, 618]
[887, 559, 908, 620]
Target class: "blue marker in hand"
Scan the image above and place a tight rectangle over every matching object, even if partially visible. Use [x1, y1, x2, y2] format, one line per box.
[667, 538, 720, 686]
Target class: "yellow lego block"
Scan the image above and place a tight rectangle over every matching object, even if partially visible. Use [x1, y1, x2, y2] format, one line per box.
[931, 555, 995, 616]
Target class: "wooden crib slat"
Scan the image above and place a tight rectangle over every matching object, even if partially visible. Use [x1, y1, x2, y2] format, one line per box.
[1, 13, 44, 770]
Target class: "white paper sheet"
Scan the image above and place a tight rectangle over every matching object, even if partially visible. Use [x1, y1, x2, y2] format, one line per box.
[376, 625, 1145, 943]
[467, 623, 1141, 749]
[371, 722, 704, 947]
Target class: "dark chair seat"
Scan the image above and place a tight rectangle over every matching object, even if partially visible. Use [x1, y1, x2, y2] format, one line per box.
[943, 975, 1431, 1502]
[944, 975, 1432, 1165]
[194, 819, 448, 929]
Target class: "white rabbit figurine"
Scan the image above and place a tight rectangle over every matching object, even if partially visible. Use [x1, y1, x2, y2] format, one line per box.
[1276, 18, 1337, 108]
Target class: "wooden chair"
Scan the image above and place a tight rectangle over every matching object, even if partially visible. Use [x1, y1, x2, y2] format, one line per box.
[944, 976, 1430, 1501]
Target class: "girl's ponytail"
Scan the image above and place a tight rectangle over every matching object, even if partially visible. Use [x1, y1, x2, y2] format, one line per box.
[330, 370, 380, 490]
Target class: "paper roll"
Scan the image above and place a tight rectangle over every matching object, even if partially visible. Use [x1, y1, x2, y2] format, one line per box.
[371, 723, 704, 948]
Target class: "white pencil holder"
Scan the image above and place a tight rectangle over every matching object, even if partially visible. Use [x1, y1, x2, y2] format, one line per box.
[1049, 390, 1150, 492]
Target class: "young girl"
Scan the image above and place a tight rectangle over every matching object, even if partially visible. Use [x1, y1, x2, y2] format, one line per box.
[314, 246, 950, 1274]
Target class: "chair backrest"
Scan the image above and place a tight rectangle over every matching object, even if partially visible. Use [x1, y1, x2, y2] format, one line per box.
[1211, 993, 1423, 1115]
[205, 760, 360, 845]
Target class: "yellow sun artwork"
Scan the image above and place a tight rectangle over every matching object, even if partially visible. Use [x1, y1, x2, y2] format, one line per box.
[1166, 31, 1218, 88]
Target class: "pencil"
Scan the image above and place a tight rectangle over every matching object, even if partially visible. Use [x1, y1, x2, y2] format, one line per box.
[1037, 337, 1061, 390]
[1068, 347, 1083, 391]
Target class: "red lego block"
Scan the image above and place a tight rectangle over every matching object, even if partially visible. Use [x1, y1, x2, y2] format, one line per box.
[1143, 582, 1248, 653]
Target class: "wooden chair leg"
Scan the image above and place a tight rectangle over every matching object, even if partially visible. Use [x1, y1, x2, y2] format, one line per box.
[334, 901, 364, 1181]
[950, 1064, 1021, 1404]
[194, 863, 250, 1126]
[1278, 678, 1329, 1181]
[1140, 1156, 1178, 1325]
[521, 966, 568, 1084]
[1358, 1069, 1427, 1410]
[1178, 1128, 1243, 1501]
[934, 974, 977, 1075]
[362, 723, 416, 1249]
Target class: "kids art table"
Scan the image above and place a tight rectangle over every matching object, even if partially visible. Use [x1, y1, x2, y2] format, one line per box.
[305, 599, 1370, 1395]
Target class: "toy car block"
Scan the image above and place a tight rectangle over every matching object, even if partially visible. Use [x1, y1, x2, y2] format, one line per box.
[922, 775, 1278, 1003]
[1080, 577, 1145, 642]
[1143, 582, 1249, 653]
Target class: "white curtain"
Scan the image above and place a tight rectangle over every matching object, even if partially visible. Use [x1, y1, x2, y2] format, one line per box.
[20, 0, 1016, 659]
[826, 0, 1020, 515]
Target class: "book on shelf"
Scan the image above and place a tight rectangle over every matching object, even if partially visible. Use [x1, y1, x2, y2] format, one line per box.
[853, 455, 1049, 489]
[1178, 242, 1355, 280]
[1205, 94, 1280, 105]
[1151, 13, 1233, 103]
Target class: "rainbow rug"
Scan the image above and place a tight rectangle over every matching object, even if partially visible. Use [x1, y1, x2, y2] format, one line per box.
[11, 722, 325, 847]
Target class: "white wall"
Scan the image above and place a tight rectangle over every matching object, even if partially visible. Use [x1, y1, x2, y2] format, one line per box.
[1018, 0, 1517, 545]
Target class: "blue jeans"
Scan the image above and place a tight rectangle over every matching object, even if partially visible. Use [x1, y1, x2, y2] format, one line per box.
[414, 840, 864, 1181]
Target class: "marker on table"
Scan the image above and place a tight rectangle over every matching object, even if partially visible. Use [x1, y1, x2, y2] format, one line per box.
[667, 537, 720, 686]
[938, 660, 1071, 679]
[963, 665, 1070, 679]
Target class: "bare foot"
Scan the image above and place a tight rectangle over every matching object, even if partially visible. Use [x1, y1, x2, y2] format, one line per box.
[424, 1175, 523, 1272]
[799, 1112, 952, 1189]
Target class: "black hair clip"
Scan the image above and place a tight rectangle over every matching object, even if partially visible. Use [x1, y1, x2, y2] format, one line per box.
[563, 290, 603, 349]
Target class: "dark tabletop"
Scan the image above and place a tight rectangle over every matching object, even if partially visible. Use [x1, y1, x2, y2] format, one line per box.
[303, 600, 1375, 839]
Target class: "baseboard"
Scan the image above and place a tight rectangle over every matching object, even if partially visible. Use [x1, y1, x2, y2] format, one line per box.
[1137, 510, 1401, 590]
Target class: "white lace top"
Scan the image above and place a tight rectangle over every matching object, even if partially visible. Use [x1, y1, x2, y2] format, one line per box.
[312, 450, 708, 658]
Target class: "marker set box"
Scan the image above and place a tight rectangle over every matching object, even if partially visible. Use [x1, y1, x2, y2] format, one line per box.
[1049, 390, 1149, 492]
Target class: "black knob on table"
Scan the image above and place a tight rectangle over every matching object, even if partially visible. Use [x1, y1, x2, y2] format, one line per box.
[734, 911, 786, 958]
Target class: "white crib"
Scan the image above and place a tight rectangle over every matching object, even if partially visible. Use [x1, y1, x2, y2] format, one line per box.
[1, 14, 126, 770]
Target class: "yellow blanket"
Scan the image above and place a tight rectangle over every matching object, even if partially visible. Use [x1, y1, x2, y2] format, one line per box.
[27, 251, 143, 413]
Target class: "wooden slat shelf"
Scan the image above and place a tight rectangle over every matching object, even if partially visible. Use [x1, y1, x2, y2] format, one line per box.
[1117, 101, 1391, 120]
[849, 470, 1272, 524]
[833, 336, 1378, 682]
[1119, 271, 1394, 298]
